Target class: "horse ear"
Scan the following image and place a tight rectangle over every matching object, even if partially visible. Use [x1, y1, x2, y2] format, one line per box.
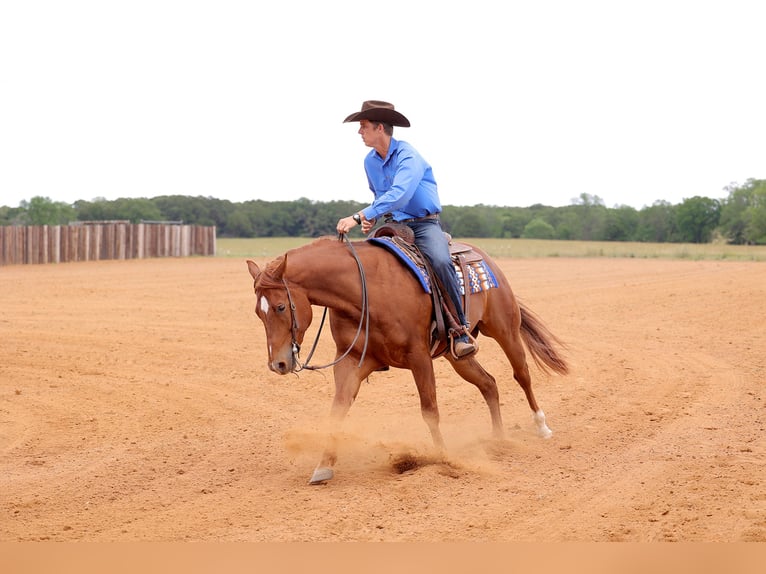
[246, 259, 261, 281]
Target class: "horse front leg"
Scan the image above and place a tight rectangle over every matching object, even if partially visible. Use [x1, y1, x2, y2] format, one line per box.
[308, 358, 371, 485]
[410, 362, 446, 452]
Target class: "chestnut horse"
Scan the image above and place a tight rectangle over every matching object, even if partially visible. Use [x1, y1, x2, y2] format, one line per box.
[246, 236, 568, 484]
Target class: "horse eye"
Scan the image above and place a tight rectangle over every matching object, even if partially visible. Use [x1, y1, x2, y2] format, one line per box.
[276, 303, 286, 312]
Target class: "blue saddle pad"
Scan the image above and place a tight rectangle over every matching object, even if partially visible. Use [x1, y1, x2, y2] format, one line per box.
[367, 236, 498, 295]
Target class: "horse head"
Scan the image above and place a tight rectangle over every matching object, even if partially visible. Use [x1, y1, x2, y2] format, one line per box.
[247, 256, 313, 375]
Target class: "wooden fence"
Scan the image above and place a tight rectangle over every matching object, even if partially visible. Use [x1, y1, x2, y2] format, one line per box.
[0, 223, 216, 266]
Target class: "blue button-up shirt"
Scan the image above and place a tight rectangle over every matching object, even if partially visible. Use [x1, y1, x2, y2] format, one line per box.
[359, 138, 441, 222]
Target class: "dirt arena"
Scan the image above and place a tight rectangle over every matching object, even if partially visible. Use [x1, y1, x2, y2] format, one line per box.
[1, 253, 764, 542]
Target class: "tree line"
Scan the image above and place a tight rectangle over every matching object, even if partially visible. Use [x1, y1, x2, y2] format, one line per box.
[1, 179, 764, 244]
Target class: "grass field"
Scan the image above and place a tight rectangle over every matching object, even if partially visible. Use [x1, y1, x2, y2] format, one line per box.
[216, 236, 766, 261]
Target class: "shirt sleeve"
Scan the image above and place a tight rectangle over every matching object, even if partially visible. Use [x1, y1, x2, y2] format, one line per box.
[362, 147, 426, 220]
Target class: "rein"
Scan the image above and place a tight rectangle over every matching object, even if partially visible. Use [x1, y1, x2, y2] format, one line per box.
[288, 234, 370, 372]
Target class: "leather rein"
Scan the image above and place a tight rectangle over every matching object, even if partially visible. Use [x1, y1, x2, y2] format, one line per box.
[283, 234, 370, 372]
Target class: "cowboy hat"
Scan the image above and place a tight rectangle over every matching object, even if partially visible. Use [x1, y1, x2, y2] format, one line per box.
[343, 100, 411, 127]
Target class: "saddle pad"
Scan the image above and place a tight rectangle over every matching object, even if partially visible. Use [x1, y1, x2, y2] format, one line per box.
[458, 259, 500, 295]
[368, 236, 498, 295]
[368, 236, 432, 292]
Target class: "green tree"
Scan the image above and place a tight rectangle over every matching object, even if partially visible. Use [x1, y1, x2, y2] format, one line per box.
[604, 205, 640, 241]
[151, 195, 215, 225]
[718, 183, 751, 244]
[74, 197, 163, 223]
[21, 196, 75, 225]
[675, 196, 720, 243]
[0, 205, 25, 225]
[571, 194, 607, 240]
[226, 210, 253, 237]
[500, 209, 530, 238]
[451, 211, 488, 237]
[636, 200, 676, 243]
[744, 180, 766, 244]
[522, 217, 555, 239]
[720, 179, 766, 244]
[115, 198, 164, 222]
[554, 209, 581, 240]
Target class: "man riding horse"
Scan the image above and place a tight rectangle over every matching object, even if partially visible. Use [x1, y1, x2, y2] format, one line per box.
[336, 100, 477, 358]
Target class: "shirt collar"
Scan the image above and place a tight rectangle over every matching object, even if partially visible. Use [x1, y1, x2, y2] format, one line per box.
[377, 137, 399, 162]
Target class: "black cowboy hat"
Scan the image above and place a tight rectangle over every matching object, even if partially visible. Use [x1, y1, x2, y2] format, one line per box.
[343, 100, 411, 127]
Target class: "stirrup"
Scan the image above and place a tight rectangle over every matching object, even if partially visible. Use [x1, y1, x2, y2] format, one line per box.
[449, 327, 478, 360]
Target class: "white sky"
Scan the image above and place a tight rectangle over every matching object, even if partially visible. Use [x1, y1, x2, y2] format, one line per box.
[1, 0, 763, 210]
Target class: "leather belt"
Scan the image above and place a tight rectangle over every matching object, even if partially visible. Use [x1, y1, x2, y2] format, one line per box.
[396, 213, 440, 223]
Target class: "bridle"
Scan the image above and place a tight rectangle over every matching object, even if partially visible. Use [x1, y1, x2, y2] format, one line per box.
[278, 234, 370, 372]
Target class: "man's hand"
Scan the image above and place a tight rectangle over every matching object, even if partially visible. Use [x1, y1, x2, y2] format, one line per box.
[361, 217, 375, 234]
[336, 216, 358, 235]
[337, 213, 376, 235]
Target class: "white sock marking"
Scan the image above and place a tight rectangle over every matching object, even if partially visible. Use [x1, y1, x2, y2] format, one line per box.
[534, 409, 553, 438]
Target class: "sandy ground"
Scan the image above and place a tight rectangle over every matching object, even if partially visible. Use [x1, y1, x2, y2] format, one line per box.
[1, 254, 765, 542]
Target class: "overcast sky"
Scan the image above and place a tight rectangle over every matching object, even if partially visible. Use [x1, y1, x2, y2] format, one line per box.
[1, 1, 763, 210]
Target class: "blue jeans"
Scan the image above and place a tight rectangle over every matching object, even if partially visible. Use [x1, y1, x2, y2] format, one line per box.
[406, 218, 468, 328]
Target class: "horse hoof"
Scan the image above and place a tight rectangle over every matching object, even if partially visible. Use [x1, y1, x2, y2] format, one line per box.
[534, 410, 553, 439]
[308, 467, 334, 485]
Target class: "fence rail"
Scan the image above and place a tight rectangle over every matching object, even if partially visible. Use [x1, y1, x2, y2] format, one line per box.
[1, 223, 216, 266]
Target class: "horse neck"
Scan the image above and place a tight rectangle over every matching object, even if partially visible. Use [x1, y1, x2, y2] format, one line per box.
[285, 240, 364, 313]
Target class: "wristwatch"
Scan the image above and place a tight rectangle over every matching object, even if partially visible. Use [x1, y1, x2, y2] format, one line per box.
[352, 213, 362, 224]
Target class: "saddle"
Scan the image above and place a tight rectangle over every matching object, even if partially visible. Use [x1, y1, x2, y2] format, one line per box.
[370, 223, 483, 358]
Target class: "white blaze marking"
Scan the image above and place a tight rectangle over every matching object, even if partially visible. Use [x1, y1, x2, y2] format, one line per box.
[259, 295, 270, 316]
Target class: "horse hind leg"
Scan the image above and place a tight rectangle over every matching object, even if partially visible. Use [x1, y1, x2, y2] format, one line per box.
[508, 338, 553, 438]
[484, 325, 553, 439]
[446, 356, 504, 438]
[532, 408, 553, 439]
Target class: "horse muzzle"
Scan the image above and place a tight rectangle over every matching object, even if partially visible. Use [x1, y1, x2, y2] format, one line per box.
[269, 357, 297, 375]
[268, 343, 300, 375]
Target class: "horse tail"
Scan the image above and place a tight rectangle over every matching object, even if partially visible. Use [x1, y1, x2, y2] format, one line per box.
[518, 301, 570, 376]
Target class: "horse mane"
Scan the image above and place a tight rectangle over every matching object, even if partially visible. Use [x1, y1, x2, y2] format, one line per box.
[257, 236, 343, 291]
[256, 258, 285, 291]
